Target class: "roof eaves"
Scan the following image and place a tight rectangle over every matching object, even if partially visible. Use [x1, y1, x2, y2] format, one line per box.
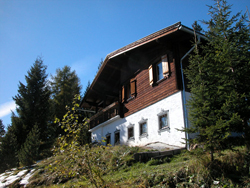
[81, 22, 183, 107]
[107, 21, 182, 59]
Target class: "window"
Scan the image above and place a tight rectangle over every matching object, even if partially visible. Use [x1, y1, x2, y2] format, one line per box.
[128, 127, 134, 139]
[156, 61, 164, 81]
[122, 78, 136, 102]
[126, 83, 131, 99]
[140, 122, 147, 135]
[149, 54, 169, 85]
[139, 118, 148, 136]
[158, 110, 170, 130]
[106, 133, 111, 146]
[114, 130, 120, 145]
[159, 114, 168, 129]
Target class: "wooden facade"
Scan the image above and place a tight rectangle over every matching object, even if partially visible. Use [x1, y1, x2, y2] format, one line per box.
[122, 51, 179, 118]
[81, 22, 202, 130]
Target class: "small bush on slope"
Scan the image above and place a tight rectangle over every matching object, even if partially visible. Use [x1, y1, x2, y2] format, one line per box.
[24, 146, 250, 187]
[26, 144, 144, 187]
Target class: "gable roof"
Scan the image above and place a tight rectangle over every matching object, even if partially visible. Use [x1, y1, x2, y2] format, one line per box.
[81, 22, 202, 109]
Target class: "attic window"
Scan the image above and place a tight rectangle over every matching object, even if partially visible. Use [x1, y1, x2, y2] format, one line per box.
[122, 78, 137, 103]
[149, 54, 170, 85]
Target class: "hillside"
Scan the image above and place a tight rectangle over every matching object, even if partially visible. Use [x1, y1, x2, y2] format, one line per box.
[0, 145, 250, 187]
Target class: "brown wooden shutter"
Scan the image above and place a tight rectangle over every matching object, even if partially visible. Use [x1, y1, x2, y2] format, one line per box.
[121, 85, 125, 103]
[130, 79, 136, 97]
[148, 65, 153, 85]
[162, 55, 169, 75]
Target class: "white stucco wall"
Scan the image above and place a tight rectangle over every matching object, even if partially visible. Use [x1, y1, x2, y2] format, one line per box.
[90, 91, 187, 148]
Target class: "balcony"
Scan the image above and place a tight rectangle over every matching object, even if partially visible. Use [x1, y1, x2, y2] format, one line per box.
[89, 101, 121, 129]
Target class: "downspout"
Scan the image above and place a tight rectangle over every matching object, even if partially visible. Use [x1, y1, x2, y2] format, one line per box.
[179, 25, 201, 150]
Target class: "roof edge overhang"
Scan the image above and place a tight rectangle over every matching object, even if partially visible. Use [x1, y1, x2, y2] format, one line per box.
[81, 22, 205, 108]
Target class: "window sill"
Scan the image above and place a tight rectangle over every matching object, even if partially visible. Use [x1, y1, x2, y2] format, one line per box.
[127, 137, 135, 142]
[152, 73, 170, 87]
[126, 96, 135, 102]
[156, 76, 168, 84]
[139, 133, 148, 139]
[158, 126, 170, 134]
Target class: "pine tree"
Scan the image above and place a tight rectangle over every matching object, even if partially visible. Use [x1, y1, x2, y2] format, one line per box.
[0, 125, 18, 173]
[50, 66, 81, 120]
[18, 124, 40, 166]
[185, 0, 250, 160]
[13, 57, 51, 143]
[0, 119, 5, 140]
[50, 66, 82, 135]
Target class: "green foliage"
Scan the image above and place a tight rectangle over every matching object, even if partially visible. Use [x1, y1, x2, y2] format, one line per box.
[53, 94, 90, 149]
[28, 144, 143, 187]
[0, 119, 5, 139]
[25, 146, 250, 187]
[185, 0, 250, 160]
[50, 66, 82, 121]
[18, 124, 40, 166]
[0, 125, 18, 173]
[12, 57, 51, 143]
[146, 158, 161, 166]
[0, 57, 52, 172]
[46, 94, 95, 184]
[50, 66, 82, 137]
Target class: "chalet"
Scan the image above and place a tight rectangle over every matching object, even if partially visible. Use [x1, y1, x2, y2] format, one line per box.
[80, 22, 205, 150]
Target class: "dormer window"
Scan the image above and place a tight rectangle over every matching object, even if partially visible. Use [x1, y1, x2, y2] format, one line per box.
[149, 54, 170, 85]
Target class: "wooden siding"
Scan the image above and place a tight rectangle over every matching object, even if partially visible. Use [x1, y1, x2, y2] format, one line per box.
[123, 54, 179, 118]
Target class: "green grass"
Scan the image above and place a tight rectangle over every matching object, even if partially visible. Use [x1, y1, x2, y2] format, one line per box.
[16, 145, 250, 187]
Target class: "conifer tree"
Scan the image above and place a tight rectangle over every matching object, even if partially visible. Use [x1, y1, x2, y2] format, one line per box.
[0, 119, 5, 140]
[18, 124, 40, 166]
[185, 0, 250, 160]
[50, 66, 81, 135]
[50, 66, 81, 120]
[0, 125, 18, 173]
[13, 57, 51, 143]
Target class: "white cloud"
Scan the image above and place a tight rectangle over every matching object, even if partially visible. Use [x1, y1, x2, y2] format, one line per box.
[71, 56, 99, 77]
[0, 101, 16, 118]
[70, 56, 101, 88]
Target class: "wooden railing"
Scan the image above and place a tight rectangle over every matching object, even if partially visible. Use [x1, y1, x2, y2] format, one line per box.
[89, 101, 120, 129]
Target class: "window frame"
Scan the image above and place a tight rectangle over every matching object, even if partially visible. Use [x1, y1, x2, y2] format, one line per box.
[157, 109, 170, 131]
[121, 78, 137, 103]
[114, 129, 120, 145]
[127, 123, 135, 140]
[138, 118, 148, 137]
[149, 54, 170, 86]
[156, 61, 164, 81]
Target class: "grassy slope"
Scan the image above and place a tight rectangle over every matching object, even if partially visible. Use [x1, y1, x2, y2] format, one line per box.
[16, 145, 250, 187]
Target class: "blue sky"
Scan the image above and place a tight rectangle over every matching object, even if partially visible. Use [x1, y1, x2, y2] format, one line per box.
[0, 0, 249, 127]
